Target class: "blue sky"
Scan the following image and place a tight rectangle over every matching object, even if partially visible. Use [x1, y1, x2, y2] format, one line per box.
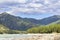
[0, 0, 60, 19]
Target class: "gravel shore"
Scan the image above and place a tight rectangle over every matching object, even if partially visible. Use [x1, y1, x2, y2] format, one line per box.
[0, 34, 60, 40]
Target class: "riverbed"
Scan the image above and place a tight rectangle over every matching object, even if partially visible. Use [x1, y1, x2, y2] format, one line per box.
[0, 34, 60, 40]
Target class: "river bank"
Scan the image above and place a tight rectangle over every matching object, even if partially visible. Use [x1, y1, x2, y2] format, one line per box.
[0, 33, 60, 40]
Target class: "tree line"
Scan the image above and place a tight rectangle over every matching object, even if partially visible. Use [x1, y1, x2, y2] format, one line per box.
[27, 24, 60, 33]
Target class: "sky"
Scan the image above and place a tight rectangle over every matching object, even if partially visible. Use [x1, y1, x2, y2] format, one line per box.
[0, 0, 60, 19]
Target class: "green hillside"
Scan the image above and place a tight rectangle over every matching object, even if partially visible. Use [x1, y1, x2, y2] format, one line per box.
[0, 24, 22, 34]
[0, 12, 60, 34]
[27, 24, 60, 33]
[49, 20, 60, 25]
[0, 24, 9, 34]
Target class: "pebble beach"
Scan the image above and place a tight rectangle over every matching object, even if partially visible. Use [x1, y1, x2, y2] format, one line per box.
[0, 34, 60, 40]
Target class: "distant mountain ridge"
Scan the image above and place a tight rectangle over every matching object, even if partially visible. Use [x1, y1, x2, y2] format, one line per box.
[0, 12, 40, 31]
[0, 12, 60, 31]
[39, 15, 60, 25]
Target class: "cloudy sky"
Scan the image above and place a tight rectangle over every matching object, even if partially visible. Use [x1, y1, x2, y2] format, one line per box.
[0, 0, 60, 19]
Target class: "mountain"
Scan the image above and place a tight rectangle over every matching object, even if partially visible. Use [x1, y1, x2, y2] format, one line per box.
[39, 15, 60, 25]
[0, 24, 9, 34]
[0, 12, 41, 31]
[0, 24, 23, 34]
[0, 12, 60, 31]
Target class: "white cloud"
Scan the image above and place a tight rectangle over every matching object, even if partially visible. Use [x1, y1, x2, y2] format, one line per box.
[44, 0, 49, 4]
[0, 0, 27, 3]
[28, 3, 43, 8]
[0, 0, 60, 15]
[15, 0, 27, 3]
